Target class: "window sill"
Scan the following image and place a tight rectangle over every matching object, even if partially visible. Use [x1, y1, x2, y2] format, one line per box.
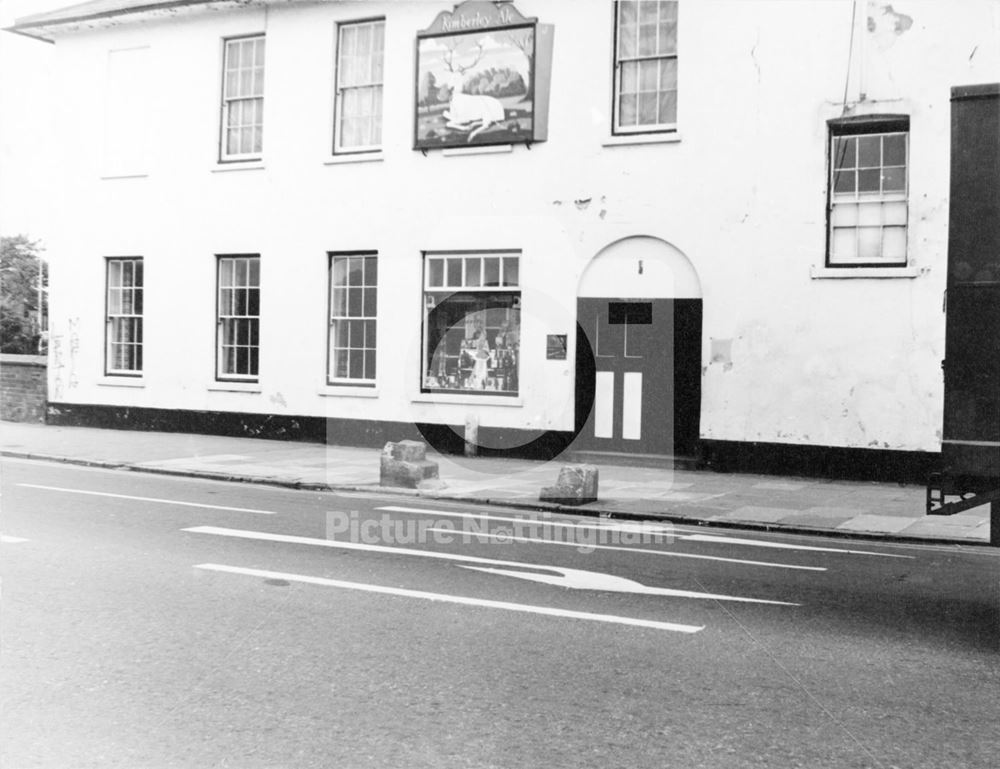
[207, 382, 262, 393]
[211, 162, 265, 173]
[412, 393, 523, 407]
[98, 376, 145, 388]
[810, 265, 925, 279]
[325, 152, 383, 166]
[441, 144, 513, 157]
[100, 173, 149, 181]
[318, 385, 379, 398]
[602, 132, 681, 147]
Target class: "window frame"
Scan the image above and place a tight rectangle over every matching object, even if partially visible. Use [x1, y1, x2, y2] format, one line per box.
[219, 33, 266, 164]
[825, 115, 910, 268]
[215, 254, 261, 382]
[327, 251, 379, 386]
[611, 0, 679, 137]
[421, 250, 522, 397]
[104, 256, 144, 377]
[333, 17, 385, 156]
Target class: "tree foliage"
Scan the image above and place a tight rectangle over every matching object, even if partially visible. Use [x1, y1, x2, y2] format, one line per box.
[418, 71, 439, 107]
[0, 235, 47, 354]
[461, 67, 526, 98]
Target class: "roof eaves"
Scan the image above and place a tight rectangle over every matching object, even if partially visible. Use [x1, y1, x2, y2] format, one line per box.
[5, 0, 248, 41]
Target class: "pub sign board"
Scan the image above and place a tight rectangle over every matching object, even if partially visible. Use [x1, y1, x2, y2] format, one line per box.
[415, 1, 553, 150]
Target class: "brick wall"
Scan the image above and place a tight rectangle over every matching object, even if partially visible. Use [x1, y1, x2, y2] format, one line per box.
[1, 354, 47, 423]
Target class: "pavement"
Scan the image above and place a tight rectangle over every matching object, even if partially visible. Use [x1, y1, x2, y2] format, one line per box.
[0, 421, 992, 546]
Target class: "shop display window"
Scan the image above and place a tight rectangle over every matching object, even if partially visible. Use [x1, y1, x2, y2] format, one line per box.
[422, 252, 520, 395]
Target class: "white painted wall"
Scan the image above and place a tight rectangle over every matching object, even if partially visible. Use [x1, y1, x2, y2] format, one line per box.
[34, 0, 1000, 451]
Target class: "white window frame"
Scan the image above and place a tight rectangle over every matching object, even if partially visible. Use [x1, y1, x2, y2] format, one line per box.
[333, 18, 385, 155]
[612, 0, 678, 135]
[827, 118, 909, 268]
[328, 252, 378, 386]
[220, 34, 265, 162]
[105, 257, 143, 376]
[216, 255, 260, 381]
[422, 252, 521, 396]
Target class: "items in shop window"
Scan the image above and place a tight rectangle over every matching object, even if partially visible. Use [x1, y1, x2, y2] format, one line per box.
[424, 306, 520, 393]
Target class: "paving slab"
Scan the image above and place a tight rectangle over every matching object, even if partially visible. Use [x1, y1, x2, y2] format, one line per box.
[774, 513, 856, 529]
[836, 515, 918, 534]
[751, 481, 807, 491]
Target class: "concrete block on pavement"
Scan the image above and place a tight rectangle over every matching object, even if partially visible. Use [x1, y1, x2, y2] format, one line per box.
[380, 441, 439, 488]
[540, 464, 598, 505]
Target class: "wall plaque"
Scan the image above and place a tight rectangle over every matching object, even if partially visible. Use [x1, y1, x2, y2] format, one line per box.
[546, 334, 567, 360]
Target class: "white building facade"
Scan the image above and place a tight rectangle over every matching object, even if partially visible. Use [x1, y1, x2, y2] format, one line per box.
[11, 0, 1000, 475]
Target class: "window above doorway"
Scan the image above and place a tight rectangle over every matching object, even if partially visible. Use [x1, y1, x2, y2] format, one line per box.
[612, 0, 678, 136]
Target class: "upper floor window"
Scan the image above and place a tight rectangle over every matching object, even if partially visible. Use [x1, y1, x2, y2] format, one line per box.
[334, 19, 385, 153]
[106, 257, 143, 375]
[221, 35, 265, 162]
[613, 0, 678, 134]
[217, 255, 260, 380]
[328, 253, 378, 385]
[827, 116, 909, 267]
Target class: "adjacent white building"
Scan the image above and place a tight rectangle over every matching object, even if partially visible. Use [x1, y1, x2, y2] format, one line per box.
[8, 0, 1000, 474]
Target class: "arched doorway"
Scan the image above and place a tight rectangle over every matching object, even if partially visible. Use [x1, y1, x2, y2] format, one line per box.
[575, 236, 703, 457]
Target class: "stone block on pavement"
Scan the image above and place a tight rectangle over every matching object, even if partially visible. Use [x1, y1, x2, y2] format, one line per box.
[380, 441, 438, 488]
[540, 464, 598, 505]
[389, 439, 427, 462]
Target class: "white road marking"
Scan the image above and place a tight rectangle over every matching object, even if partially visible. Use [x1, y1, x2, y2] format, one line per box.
[381, 505, 913, 558]
[193, 563, 705, 633]
[425, 528, 826, 571]
[1, 535, 29, 543]
[456, 565, 797, 605]
[682, 533, 914, 558]
[17, 484, 276, 515]
[184, 526, 795, 605]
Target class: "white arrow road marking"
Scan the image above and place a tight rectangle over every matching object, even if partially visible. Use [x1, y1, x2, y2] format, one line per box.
[425, 528, 826, 572]
[18, 484, 276, 515]
[681, 534, 914, 558]
[184, 526, 796, 605]
[193, 563, 705, 634]
[1, 535, 29, 543]
[381, 506, 912, 559]
[457, 565, 797, 605]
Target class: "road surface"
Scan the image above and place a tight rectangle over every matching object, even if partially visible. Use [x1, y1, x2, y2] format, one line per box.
[1, 457, 997, 768]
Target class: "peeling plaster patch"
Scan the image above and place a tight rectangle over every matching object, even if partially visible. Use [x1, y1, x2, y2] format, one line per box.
[710, 338, 733, 367]
[270, 392, 287, 407]
[868, 2, 913, 51]
[599, 209, 607, 219]
[574, 198, 592, 210]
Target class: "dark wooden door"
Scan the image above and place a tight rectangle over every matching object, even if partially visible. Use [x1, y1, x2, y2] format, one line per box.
[575, 298, 701, 456]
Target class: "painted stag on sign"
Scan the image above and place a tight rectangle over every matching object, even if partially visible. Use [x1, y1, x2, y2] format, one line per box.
[415, 17, 536, 150]
[440, 41, 507, 142]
